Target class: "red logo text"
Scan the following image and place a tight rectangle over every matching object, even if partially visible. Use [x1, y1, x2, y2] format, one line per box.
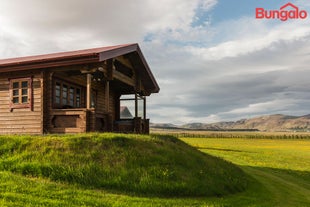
[256, 2, 308, 21]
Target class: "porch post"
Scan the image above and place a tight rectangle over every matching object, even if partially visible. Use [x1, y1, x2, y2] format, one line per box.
[105, 81, 110, 112]
[143, 96, 146, 120]
[86, 73, 92, 109]
[135, 93, 138, 117]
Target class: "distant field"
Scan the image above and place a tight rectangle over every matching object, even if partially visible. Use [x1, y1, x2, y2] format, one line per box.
[151, 128, 310, 139]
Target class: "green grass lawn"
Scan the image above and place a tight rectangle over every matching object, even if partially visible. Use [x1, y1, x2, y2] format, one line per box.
[0, 133, 309, 206]
[181, 137, 310, 207]
[0, 133, 247, 206]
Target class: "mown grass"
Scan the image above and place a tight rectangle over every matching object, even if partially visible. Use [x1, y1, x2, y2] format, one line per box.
[0, 133, 247, 198]
[181, 137, 310, 206]
[181, 138, 310, 171]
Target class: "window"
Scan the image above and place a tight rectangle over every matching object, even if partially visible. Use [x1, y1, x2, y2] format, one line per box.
[91, 90, 97, 108]
[9, 77, 32, 111]
[53, 80, 82, 108]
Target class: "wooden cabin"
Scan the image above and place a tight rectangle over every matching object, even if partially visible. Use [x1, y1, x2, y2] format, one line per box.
[0, 43, 159, 134]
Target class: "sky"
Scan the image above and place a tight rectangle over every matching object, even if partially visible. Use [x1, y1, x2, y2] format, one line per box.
[1, 0, 310, 124]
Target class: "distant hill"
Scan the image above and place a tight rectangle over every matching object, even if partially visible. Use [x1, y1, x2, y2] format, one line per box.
[152, 114, 310, 132]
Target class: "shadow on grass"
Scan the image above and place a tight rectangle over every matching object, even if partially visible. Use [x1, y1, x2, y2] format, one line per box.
[197, 146, 256, 153]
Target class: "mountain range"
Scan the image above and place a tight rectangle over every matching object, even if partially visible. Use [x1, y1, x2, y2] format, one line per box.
[151, 114, 310, 132]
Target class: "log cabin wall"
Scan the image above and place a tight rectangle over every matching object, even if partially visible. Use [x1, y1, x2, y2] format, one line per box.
[0, 71, 43, 134]
[43, 71, 49, 133]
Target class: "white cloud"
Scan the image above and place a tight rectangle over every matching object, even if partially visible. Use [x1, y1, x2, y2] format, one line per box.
[0, 0, 214, 56]
[186, 18, 310, 61]
[222, 99, 297, 115]
[148, 106, 191, 124]
[199, 0, 217, 10]
[1, 0, 310, 124]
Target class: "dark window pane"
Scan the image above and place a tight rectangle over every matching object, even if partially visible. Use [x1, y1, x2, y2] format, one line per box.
[22, 96, 28, 103]
[76, 89, 80, 107]
[22, 89, 28, 95]
[63, 90, 67, 104]
[13, 82, 19, 89]
[63, 97, 67, 105]
[13, 89, 19, 96]
[91, 92, 96, 108]
[21, 81, 28, 88]
[55, 90, 60, 97]
[55, 97, 60, 104]
[63, 85, 67, 98]
[13, 97, 19, 103]
[69, 88, 74, 106]
[55, 83, 60, 97]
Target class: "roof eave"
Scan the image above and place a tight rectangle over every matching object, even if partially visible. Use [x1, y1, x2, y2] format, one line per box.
[98, 44, 138, 62]
[136, 45, 160, 94]
[0, 54, 100, 72]
[98, 44, 160, 95]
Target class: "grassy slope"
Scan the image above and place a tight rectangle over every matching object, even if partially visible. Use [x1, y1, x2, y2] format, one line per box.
[181, 138, 310, 207]
[1, 134, 309, 206]
[0, 133, 247, 203]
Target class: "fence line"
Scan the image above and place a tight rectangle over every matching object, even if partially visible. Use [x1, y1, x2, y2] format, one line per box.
[151, 131, 310, 139]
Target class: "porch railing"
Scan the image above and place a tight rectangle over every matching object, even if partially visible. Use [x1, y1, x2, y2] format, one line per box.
[114, 117, 149, 134]
[49, 109, 149, 134]
[49, 108, 114, 133]
[49, 109, 87, 133]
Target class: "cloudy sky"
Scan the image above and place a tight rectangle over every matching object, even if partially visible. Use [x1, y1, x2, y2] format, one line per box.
[1, 0, 310, 124]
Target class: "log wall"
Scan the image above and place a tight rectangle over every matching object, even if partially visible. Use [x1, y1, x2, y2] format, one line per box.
[0, 71, 43, 134]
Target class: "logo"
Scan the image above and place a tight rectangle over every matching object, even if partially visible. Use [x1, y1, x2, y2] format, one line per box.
[256, 2, 308, 21]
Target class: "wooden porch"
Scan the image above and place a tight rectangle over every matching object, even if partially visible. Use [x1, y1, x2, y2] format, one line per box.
[49, 108, 149, 134]
[46, 49, 152, 134]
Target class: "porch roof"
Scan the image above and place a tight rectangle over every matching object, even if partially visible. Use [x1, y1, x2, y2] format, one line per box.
[0, 43, 159, 94]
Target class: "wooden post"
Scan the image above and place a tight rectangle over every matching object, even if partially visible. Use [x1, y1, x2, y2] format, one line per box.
[115, 94, 121, 120]
[135, 93, 138, 118]
[107, 59, 113, 80]
[143, 97, 146, 120]
[105, 81, 110, 112]
[86, 73, 92, 109]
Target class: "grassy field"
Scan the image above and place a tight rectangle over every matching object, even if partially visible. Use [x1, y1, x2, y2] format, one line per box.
[0, 132, 309, 206]
[181, 137, 310, 206]
[151, 128, 310, 139]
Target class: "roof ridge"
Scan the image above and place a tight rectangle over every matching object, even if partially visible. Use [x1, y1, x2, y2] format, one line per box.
[0, 43, 137, 64]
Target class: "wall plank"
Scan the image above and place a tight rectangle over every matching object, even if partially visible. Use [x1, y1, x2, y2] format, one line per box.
[0, 71, 43, 134]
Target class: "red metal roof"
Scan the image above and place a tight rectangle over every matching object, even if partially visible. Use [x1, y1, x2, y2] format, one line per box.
[0, 43, 135, 66]
[0, 43, 159, 94]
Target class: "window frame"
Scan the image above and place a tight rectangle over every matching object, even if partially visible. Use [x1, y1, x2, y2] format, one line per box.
[53, 79, 83, 109]
[9, 77, 33, 111]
